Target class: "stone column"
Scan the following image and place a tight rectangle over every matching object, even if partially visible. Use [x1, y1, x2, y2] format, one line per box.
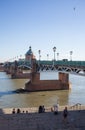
[59, 72, 69, 83]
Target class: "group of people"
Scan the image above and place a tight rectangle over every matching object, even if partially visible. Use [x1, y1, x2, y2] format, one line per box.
[12, 108, 21, 114]
[38, 105, 45, 113]
[12, 108, 28, 114]
[51, 104, 68, 123]
[12, 105, 68, 123]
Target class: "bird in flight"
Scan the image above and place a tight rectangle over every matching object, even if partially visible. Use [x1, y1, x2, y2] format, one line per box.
[73, 7, 76, 11]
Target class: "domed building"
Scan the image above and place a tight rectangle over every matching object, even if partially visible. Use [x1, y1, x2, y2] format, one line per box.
[25, 46, 36, 60]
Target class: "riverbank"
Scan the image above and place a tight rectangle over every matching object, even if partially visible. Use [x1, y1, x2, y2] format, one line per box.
[1, 104, 85, 114]
[0, 104, 85, 130]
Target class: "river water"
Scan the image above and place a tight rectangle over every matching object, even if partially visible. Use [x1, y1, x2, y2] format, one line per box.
[0, 71, 85, 108]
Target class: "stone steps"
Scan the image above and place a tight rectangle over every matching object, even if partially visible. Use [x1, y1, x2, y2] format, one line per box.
[0, 106, 85, 130]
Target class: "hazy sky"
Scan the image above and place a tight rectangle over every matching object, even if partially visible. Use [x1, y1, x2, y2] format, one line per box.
[0, 0, 85, 62]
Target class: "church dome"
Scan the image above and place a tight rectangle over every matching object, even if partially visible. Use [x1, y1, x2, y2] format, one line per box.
[25, 46, 36, 60]
[25, 46, 33, 56]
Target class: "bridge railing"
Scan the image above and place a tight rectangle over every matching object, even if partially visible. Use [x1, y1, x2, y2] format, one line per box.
[38, 60, 85, 67]
[69, 103, 85, 111]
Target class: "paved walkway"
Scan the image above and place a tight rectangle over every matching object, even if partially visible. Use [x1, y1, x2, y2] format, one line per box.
[0, 105, 85, 130]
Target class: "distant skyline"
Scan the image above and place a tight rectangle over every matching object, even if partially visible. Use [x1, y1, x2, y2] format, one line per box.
[0, 0, 85, 62]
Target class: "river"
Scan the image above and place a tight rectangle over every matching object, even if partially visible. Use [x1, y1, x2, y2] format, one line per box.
[0, 71, 85, 108]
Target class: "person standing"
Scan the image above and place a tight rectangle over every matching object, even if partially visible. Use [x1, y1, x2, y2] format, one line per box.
[42, 105, 45, 113]
[53, 104, 58, 115]
[63, 106, 68, 123]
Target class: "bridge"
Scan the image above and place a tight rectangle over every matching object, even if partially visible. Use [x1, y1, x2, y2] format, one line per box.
[3, 60, 85, 76]
[37, 60, 85, 76]
[3, 59, 85, 90]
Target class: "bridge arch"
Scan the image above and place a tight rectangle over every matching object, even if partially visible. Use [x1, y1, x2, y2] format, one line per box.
[18, 65, 32, 70]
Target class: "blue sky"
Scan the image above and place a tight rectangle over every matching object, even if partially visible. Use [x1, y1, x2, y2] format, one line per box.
[0, 0, 85, 62]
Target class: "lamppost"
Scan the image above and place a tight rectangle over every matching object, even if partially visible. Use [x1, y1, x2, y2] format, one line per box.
[38, 50, 41, 60]
[57, 53, 59, 61]
[53, 46, 56, 66]
[47, 54, 49, 61]
[20, 55, 22, 60]
[38, 50, 41, 65]
[70, 51, 73, 61]
[40, 55, 41, 60]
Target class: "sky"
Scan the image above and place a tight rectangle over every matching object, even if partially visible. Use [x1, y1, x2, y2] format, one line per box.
[0, 0, 85, 62]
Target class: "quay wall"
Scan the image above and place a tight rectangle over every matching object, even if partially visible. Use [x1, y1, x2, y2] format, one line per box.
[1, 104, 85, 114]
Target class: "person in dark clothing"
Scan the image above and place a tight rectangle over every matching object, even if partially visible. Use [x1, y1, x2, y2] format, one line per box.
[38, 106, 43, 113]
[12, 108, 15, 114]
[17, 108, 21, 113]
[63, 106, 68, 123]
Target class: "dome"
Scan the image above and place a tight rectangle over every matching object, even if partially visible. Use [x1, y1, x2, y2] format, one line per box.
[25, 46, 33, 56]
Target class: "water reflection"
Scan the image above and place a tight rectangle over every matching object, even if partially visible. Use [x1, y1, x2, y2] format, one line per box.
[0, 91, 15, 96]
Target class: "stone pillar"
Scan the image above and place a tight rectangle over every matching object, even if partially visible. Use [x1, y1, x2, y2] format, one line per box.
[31, 59, 37, 73]
[59, 72, 69, 83]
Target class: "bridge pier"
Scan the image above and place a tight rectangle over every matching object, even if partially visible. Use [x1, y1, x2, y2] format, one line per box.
[59, 72, 69, 83]
[59, 72, 70, 89]
[25, 71, 70, 91]
[3, 57, 71, 91]
[25, 59, 71, 91]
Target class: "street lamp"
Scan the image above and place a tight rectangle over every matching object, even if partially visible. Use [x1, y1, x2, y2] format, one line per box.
[38, 50, 41, 65]
[38, 50, 41, 61]
[57, 53, 59, 61]
[47, 54, 49, 61]
[53, 46, 56, 66]
[40, 55, 41, 60]
[70, 51, 73, 61]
